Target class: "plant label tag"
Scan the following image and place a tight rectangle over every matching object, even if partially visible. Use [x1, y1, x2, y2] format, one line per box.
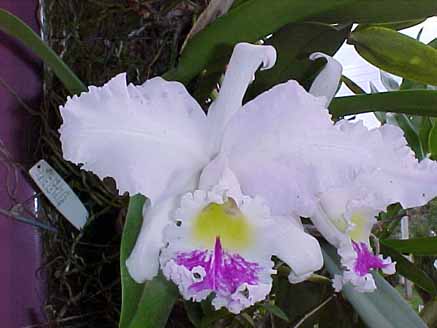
[29, 159, 88, 230]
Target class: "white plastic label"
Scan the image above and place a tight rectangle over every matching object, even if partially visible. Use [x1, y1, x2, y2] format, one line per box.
[29, 160, 88, 230]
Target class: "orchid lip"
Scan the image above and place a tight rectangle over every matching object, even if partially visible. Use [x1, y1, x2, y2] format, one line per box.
[175, 236, 261, 295]
[352, 241, 391, 276]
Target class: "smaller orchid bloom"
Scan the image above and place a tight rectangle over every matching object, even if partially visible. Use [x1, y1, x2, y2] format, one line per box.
[309, 115, 437, 292]
[59, 43, 324, 312]
[272, 53, 437, 292]
[313, 183, 397, 292]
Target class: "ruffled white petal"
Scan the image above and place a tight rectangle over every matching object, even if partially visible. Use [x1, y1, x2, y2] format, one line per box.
[207, 43, 277, 154]
[332, 120, 437, 210]
[309, 52, 342, 106]
[59, 73, 210, 204]
[221, 80, 339, 218]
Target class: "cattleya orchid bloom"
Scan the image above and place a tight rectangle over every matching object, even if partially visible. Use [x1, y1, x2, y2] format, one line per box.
[306, 117, 437, 292]
[59, 43, 329, 313]
[59, 39, 437, 307]
[274, 55, 437, 292]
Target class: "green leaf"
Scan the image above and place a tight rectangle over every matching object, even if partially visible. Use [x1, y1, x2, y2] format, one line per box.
[330, 90, 437, 118]
[127, 275, 178, 328]
[260, 303, 289, 323]
[419, 117, 433, 154]
[391, 114, 424, 159]
[429, 122, 437, 160]
[119, 195, 178, 328]
[245, 22, 351, 100]
[380, 243, 437, 295]
[0, 9, 86, 95]
[165, 1, 437, 84]
[359, 19, 426, 31]
[322, 243, 428, 328]
[342, 75, 366, 95]
[120, 195, 147, 327]
[349, 26, 437, 86]
[381, 237, 437, 256]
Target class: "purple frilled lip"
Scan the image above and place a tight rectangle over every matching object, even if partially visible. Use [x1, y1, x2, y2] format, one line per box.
[352, 241, 391, 276]
[175, 237, 261, 295]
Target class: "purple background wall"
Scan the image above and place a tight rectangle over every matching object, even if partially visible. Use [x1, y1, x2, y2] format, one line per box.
[0, 1, 45, 326]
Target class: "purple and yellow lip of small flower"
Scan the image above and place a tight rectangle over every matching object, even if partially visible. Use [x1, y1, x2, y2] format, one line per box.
[352, 241, 392, 276]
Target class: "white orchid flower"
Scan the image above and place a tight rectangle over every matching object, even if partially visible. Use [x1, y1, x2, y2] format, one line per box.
[59, 43, 326, 313]
[264, 53, 437, 292]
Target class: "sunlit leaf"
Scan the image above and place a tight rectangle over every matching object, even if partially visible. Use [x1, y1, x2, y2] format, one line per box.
[330, 90, 437, 118]
[349, 26, 437, 86]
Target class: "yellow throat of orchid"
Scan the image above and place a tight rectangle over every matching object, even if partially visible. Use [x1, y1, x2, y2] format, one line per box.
[348, 213, 369, 242]
[192, 199, 253, 250]
[332, 212, 369, 242]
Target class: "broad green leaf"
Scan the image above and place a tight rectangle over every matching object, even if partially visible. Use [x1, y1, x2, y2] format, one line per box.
[349, 26, 437, 86]
[381, 237, 437, 256]
[120, 195, 178, 328]
[164, 1, 437, 84]
[0, 9, 86, 95]
[330, 90, 437, 118]
[127, 274, 178, 328]
[322, 244, 428, 328]
[380, 243, 437, 295]
[245, 22, 351, 100]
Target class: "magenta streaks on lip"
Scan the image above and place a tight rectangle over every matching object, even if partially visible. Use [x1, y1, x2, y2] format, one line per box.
[352, 241, 390, 276]
[176, 237, 260, 294]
